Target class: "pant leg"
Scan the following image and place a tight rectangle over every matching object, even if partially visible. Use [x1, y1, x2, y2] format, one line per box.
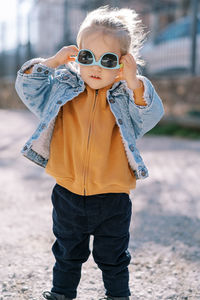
[51, 184, 90, 299]
[92, 193, 132, 298]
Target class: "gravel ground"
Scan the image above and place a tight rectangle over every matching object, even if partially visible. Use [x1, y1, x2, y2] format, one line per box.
[0, 109, 200, 300]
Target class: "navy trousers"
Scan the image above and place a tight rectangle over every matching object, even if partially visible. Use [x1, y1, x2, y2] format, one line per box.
[51, 184, 132, 299]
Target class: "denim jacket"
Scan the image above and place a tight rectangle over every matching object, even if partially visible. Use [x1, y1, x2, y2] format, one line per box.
[15, 58, 164, 180]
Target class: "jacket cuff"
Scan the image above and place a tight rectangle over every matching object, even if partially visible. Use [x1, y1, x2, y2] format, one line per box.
[20, 58, 46, 73]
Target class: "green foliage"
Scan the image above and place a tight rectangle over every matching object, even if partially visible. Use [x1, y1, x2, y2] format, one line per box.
[147, 123, 200, 139]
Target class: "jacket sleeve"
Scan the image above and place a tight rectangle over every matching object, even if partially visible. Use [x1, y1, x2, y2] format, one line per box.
[129, 75, 165, 139]
[15, 58, 56, 119]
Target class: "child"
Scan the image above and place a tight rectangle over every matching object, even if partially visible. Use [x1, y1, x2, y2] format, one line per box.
[15, 6, 164, 300]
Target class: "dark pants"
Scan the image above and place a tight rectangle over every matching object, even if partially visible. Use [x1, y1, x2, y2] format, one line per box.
[51, 184, 132, 299]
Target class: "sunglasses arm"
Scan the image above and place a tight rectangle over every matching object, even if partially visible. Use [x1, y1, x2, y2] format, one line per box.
[68, 56, 76, 62]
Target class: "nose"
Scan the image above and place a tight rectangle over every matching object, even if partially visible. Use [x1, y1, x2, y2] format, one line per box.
[91, 65, 102, 72]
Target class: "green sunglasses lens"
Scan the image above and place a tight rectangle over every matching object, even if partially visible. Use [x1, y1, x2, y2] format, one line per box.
[78, 50, 93, 65]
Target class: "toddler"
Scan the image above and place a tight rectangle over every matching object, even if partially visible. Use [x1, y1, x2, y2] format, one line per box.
[15, 6, 164, 300]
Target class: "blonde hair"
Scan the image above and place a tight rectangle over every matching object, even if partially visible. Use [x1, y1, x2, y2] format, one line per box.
[77, 6, 147, 67]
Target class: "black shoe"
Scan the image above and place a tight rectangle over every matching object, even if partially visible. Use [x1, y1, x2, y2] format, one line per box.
[42, 291, 72, 300]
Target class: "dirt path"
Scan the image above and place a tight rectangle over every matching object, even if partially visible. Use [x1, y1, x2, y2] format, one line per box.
[0, 109, 200, 300]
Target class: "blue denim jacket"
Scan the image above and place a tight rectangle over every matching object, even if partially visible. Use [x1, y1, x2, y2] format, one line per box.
[15, 58, 164, 180]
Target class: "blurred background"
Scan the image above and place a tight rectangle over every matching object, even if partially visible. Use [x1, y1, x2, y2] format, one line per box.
[0, 0, 200, 137]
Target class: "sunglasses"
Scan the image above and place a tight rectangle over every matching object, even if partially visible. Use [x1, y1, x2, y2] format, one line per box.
[75, 49, 123, 69]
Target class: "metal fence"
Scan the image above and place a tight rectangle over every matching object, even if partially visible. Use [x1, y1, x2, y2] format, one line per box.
[140, 0, 200, 77]
[0, 0, 199, 79]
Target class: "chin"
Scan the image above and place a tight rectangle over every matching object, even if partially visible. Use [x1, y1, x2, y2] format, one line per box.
[88, 82, 105, 90]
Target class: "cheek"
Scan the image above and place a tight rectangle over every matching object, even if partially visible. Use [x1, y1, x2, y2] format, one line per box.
[106, 69, 120, 79]
[79, 66, 86, 77]
[79, 65, 91, 77]
[115, 69, 120, 77]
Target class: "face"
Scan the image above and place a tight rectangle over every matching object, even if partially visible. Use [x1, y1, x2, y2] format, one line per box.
[79, 32, 121, 90]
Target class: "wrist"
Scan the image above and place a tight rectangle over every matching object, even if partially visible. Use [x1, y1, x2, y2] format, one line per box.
[42, 56, 60, 69]
[127, 77, 141, 90]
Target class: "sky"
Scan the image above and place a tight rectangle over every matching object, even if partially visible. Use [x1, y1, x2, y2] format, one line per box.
[0, 0, 17, 23]
[0, 0, 33, 51]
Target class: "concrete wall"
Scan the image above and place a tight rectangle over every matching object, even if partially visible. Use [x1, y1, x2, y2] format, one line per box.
[0, 79, 26, 109]
[152, 76, 200, 116]
[0, 76, 200, 116]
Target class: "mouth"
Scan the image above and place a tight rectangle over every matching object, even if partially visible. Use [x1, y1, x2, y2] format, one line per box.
[90, 75, 101, 80]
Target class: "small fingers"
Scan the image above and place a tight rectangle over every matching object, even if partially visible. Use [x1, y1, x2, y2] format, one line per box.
[68, 45, 79, 56]
[120, 54, 130, 64]
[120, 53, 137, 69]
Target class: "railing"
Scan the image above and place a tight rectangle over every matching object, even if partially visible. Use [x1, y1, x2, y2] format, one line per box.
[0, 0, 199, 78]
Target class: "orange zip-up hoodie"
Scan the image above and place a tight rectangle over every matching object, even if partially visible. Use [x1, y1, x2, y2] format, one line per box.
[45, 81, 146, 195]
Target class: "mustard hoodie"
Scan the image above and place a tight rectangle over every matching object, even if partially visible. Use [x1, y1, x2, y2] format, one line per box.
[45, 82, 146, 195]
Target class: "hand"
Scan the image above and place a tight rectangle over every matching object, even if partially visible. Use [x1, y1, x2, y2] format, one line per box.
[43, 45, 79, 69]
[54, 45, 79, 66]
[119, 53, 141, 90]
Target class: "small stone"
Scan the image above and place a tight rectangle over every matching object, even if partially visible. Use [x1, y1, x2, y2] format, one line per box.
[150, 269, 155, 275]
[138, 292, 145, 297]
[21, 286, 29, 292]
[135, 274, 142, 279]
[156, 257, 162, 264]
[11, 284, 16, 288]
[27, 272, 34, 278]
[2, 294, 12, 298]
[164, 292, 177, 299]
[146, 264, 152, 269]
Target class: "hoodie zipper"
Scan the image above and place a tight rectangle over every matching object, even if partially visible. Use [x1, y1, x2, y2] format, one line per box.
[83, 89, 98, 195]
